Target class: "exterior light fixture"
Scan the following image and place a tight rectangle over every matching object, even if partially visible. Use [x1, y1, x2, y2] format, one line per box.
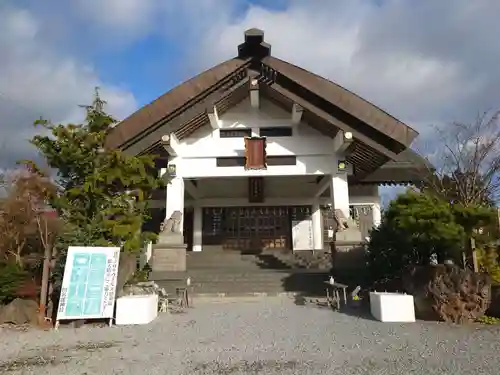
[167, 164, 177, 177]
[337, 160, 347, 172]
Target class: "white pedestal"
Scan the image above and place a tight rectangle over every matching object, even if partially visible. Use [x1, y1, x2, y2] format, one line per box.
[369, 292, 416, 323]
[115, 294, 159, 325]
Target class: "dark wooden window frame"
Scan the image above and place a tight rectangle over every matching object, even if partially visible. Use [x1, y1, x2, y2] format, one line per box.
[216, 157, 246, 167]
[216, 155, 296, 167]
[266, 155, 296, 166]
[259, 127, 293, 137]
[219, 128, 252, 138]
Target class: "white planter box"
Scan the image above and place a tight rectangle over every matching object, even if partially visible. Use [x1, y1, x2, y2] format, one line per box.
[115, 294, 159, 325]
[369, 292, 416, 323]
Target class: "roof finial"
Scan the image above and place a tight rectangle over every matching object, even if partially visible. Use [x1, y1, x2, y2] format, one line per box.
[238, 28, 271, 59]
[244, 28, 264, 44]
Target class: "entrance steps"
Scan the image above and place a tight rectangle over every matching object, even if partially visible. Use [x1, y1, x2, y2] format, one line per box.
[152, 250, 330, 297]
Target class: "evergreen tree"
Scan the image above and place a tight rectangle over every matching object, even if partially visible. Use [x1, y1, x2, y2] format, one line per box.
[367, 190, 496, 281]
[29, 89, 163, 253]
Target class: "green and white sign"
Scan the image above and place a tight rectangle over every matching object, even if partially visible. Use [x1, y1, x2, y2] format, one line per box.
[56, 246, 121, 321]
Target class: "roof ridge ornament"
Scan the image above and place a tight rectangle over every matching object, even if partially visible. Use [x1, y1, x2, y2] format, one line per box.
[238, 28, 271, 60]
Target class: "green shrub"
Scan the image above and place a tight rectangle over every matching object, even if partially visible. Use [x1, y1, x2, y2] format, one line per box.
[127, 263, 152, 284]
[477, 244, 500, 283]
[0, 262, 28, 304]
[476, 315, 500, 325]
[367, 191, 464, 281]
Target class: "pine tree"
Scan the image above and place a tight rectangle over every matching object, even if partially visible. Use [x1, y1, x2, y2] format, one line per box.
[29, 89, 163, 253]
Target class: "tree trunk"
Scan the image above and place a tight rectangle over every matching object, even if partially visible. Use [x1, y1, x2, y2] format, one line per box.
[39, 245, 52, 321]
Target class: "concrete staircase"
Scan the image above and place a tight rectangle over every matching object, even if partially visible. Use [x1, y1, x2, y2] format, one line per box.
[153, 250, 329, 297]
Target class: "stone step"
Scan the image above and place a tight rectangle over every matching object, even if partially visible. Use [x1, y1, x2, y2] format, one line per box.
[188, 272, 327, 279]
[187, 256, 294, 269]
[191, 284, 324, 296]
[187, 257, 260, 262]
[187, 263, 262, 267]
[186, 268, 328, 275]
[186, 262, 260, 266]
[186, 274, 324, 283]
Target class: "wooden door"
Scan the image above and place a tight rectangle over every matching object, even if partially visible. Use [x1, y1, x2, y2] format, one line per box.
[202, 206, 299, 251]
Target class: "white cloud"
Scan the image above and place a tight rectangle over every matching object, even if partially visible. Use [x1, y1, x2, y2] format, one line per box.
[185, 0, 499, 133]
[74, 0, 161, 41]
[0, 4, 137, 167]
[2, 0, 500, 179]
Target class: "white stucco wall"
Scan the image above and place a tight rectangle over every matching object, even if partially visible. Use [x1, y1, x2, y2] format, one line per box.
[150, 95, 383, 252]
[172, 97, 341, 179]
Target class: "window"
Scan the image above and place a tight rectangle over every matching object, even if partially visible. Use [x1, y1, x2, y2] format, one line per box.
[266, 156, 296, 166]
[216, 157, 245, 167]
[219, 129, 251, 138]
[216, 156, 297, 167]
[259, 127, 293, 137]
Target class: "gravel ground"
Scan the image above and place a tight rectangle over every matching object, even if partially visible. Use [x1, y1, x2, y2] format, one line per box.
[1, 296, 499, 375]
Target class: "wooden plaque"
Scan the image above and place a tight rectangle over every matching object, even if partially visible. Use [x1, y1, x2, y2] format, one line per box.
[244, 137, 267, 170]
[248, 177, 264, 203]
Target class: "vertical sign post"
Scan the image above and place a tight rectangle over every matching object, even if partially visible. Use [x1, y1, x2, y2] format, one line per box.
[55, 246, 121, 329]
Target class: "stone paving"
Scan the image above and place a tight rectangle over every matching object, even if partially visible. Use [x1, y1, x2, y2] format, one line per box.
[1, 296, 499, 374]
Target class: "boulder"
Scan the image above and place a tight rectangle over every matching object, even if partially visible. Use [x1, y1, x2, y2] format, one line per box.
[403, 264, 491, 324]
[0, 298, 39, 325]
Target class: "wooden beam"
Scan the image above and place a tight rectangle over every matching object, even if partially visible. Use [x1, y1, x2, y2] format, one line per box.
[291, 103, 303, 125]
[250, 78, 259, 108]
[207, 105, 221, 129]
[314, 176, 330, 198]
[267, 82, 400, 161]
[332, 130, 353, 154]
[123, 70, 251, 156]
[160, 133, 180, 156]
[184, 179, 200, 200]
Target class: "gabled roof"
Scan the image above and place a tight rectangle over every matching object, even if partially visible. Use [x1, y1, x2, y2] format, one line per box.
[106, 58, 249, 150]
[359, 149, 432, 185]
[106, 28, 423, 180]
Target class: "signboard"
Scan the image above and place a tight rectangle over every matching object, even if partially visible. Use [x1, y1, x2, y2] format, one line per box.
[244, 137, 267, 170]
[56, 246, 120, 321]
[292, 219, 314, 250]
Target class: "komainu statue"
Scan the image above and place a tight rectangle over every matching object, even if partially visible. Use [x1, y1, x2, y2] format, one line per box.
[158, 210, 183, 244]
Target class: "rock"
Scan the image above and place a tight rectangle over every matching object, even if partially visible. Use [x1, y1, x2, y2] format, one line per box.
[403, 264, 491, 324]
[0, 298, 39, 325]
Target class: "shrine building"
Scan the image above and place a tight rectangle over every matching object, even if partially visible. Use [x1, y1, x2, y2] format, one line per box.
[106, 28, 427, 254]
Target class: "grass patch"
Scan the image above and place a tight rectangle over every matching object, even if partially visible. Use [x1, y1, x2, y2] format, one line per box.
[476, 315, 500, 325]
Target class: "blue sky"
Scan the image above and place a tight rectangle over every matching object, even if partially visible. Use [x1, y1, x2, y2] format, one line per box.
[1, 0, 500, 203]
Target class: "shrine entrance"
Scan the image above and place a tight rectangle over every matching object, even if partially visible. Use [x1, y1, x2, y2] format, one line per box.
[202, 206, 312, 251]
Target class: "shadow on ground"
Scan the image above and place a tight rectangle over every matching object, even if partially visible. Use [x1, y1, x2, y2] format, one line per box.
[293, 294, 377, 321]
[251, 251, 372, 321]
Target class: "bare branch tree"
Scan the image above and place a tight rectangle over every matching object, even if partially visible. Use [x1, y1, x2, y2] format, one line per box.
[0, 167, 58, 266]
[417, 110, 500, 207]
